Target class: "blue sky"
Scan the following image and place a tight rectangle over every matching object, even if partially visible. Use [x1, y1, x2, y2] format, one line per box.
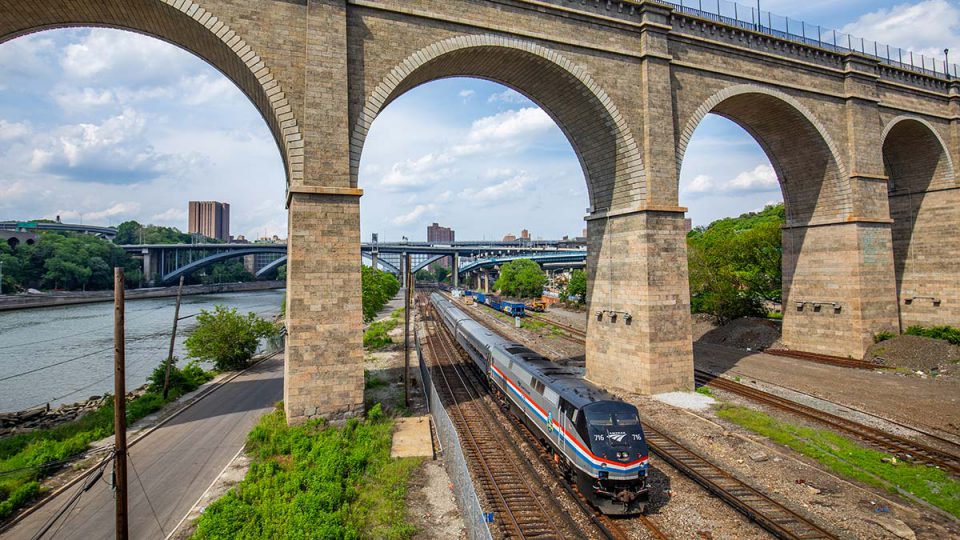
[1, 0, 958, 241]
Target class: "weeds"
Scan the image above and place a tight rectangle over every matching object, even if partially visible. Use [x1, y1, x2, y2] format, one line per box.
[873, 331, 896, 344]
[717, 405, 960, 518]
[0, 361, 214, 519]
[695, 386, 715, 397]
[192, 403, 421, 539]
[905, 325, 960, 346]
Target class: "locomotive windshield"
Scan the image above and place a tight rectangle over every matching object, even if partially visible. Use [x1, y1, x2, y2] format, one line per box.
[583, 403, 640, 427]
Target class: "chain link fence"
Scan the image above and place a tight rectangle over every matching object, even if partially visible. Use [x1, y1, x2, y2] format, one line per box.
[416, 326, 493, 540]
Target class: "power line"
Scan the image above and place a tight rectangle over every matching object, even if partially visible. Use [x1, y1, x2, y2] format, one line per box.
[129, 452, 165, 536]
[0, 345, 114, 383]
[30, 453, 111, 540]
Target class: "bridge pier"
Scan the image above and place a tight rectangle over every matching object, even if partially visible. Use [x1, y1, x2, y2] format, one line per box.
[284, 191, 364, 424]
[141, 249, 156, 287]
[781, 221, 899, 357]
[452, 253, 459, 288]
[584, 209, 694, 394]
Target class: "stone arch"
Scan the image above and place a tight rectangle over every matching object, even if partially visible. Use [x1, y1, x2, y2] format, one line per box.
[0, 0, 303, 186]
[882, 116, 959, 327]
[678, 84, 851, 225]
[881, 116, 956, 193]
[351, 34, 645, 211]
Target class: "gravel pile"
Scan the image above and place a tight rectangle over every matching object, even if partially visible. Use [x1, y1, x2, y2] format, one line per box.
[864, 335, 960, 377]
[696, 316, 782, 351]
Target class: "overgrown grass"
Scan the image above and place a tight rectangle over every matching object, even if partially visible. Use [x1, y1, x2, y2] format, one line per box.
[905, 325, 960, 346]
[192, 403, 421, 539]
[716, 404, 960, 518]
[695, 386, 715, 397]
[0, 362, 214, 519]
[364, 308, 406, 350]
[364, 370, 388, 390]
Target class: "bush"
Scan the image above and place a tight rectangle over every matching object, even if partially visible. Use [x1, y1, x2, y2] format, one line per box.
[185, 305, 278, 371]
[873, 331, 896, 344]
[147, 359, 215, 395]
[564, 269, 586, 304]
[362, 266, 401, 322]
[905, 325, 960, 345]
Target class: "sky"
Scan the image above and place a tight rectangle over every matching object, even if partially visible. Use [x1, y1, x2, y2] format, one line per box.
[1, 0, 958, 241]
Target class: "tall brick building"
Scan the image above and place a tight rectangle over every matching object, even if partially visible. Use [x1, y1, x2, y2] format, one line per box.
[188, 201, 230, 241]
[427, 222, 455, 243]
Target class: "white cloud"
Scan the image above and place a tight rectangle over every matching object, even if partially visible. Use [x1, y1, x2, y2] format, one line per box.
[61, 29, 193, 86]
[684, 165, 778, 195]
[392, 204, 437, 226]
[460, 172, 534, 203]
[151, 208, 187, 221]
[26, 108, 194, 184]
[53, 88, 114, 111]
[0, 180, 28, 200]
[379, 153, 455, 192]
[452, 107, 554, 156]
[0, 120, 30, 141]
[841, 0, 960, 61]
[180, 74, 240, 105]
[488, 89, 528, 105]
[458, 89, 475, 100]
[57, 202, 141, 222]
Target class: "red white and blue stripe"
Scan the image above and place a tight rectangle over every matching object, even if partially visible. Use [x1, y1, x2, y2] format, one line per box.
[489, 364, 648, 476]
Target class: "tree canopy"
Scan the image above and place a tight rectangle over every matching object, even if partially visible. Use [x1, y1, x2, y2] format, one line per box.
[493, 258, 547, 299]
[361, 266, 401, 322]
[564, 269, 587, 304]
[185, 305, 278, 370]
[0, 231, 141, 291]
[687, 204, 784, 323]
[114, 220, 215, 245]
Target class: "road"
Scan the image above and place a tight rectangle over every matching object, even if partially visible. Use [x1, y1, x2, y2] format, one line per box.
[3, 356, 284, 540]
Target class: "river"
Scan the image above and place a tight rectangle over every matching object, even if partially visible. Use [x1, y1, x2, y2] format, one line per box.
[0, 289, 285, 413]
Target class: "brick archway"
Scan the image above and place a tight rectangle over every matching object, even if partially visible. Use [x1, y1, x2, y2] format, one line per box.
[882, 116, 960, 327]
[678, 84, 850, 226]
[351, 34, 645, 212]
[0, 0, 304, 187]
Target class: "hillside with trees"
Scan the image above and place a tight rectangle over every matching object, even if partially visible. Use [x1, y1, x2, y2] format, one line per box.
[687, 204, 784, 323]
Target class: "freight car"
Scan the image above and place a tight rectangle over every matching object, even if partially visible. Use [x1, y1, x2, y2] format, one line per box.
[431, 292, 650, 514]
[467, 290, 526, 317]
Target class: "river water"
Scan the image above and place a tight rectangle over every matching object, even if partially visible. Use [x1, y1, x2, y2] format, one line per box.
[0, 289, 285, 413]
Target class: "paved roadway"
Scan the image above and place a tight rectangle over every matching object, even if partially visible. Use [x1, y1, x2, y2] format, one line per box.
[3, 357, 284, 540]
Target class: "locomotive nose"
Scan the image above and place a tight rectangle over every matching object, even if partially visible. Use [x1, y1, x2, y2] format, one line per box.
[615, 489, 637, 504]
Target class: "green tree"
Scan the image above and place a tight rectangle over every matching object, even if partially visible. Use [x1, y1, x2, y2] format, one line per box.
[686, 204, 782, 323]
[361, 266, 400, 322]
[430, 263, 450, 283]
[494, 259, 546, 298]
[185, 305, 278, 370]
[565, 269, 587, 304]
[199, 261, 254, 284]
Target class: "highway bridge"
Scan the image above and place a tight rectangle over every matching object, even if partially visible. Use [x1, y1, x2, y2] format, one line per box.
[120, 240, 586, 286]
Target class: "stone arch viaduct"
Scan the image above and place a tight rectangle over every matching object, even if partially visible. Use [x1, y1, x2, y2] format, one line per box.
[2, 0, 957, 423]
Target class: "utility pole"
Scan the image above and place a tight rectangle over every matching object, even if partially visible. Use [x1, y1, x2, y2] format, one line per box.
[403, 253, 412, 407]
[113, 268, 129, 540]
[162, 275, 185, 400]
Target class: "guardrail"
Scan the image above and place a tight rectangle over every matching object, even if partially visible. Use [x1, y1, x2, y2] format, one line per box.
[665, 0, 958, 79]
[416, 327, 493, 540]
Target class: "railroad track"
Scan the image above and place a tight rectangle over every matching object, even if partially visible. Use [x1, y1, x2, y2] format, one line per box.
[764, 349, 892, 370]
[526, 312, 587, 341]
[453, 293, 841, 539]
[422, 309, 566, 538]
[643, 426, 838, 540]
[422, 292, 665, 539]
[695, 369, 960, 475]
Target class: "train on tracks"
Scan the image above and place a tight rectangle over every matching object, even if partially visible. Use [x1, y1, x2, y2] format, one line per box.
[431, 292, 651, 514]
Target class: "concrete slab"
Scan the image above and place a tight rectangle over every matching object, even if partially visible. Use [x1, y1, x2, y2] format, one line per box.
[391, 416, 433, 458]
[653, 391, 716, 411]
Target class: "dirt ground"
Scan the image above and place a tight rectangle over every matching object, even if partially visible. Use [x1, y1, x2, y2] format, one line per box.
[864, 335, 960, 380]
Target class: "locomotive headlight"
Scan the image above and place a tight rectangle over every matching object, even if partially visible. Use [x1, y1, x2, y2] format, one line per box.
[617, 452, 629, 460]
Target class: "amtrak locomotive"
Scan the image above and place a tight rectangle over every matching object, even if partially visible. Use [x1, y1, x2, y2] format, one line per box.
[431, 293, 650, 514]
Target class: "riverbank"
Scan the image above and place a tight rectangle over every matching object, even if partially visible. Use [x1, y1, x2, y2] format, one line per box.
[0, 280, 285, 312]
